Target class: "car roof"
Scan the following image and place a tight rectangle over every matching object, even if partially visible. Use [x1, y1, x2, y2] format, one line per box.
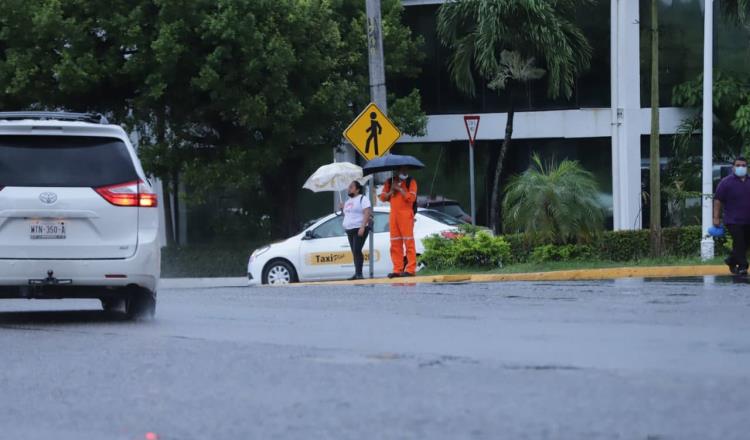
[0, 119, 129, 139]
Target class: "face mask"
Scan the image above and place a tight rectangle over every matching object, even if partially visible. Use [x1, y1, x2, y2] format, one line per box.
[399, 174, 408, 180]
[736, 166, 747, 177]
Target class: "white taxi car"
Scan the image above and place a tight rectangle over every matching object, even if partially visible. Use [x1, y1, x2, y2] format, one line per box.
[247, 207, 463, 285]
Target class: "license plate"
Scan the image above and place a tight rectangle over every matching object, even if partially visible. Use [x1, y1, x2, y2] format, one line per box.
[30, 221, 66, 240]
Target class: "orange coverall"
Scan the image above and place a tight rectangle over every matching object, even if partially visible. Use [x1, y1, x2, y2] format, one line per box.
[379, 177, 418, 274]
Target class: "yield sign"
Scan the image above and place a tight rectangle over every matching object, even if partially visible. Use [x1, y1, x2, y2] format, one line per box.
[464, 115, 480, 147]
[344, 103, 402, 161]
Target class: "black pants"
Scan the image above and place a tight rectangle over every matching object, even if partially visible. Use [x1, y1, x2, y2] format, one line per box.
[346, 228, 370, 276]
[726, 224, 750, 270]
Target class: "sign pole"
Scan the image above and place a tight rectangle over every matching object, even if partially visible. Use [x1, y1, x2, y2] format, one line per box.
[469, 143, 476, 225]
[701, 0, 714, 261]
[365, 0, 387, 278]
[464, 116, 480, 226]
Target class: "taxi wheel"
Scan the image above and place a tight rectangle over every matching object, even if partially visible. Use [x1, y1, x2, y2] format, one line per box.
[263, 259, 298, 285]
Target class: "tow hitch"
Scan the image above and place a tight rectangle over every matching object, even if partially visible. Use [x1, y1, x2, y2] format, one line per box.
[28, 270, 72, 286]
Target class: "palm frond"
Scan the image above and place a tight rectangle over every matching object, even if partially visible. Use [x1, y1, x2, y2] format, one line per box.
[437, 0, 592, 99]
[502, 153, 603, 243]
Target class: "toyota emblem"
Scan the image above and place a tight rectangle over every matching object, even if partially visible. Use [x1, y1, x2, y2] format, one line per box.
[39, 192, 58, 204]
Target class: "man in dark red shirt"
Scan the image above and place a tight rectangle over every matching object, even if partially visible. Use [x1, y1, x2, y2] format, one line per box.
[714, 156, 750, 275]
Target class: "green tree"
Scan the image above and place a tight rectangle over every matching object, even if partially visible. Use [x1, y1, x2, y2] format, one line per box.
[436, 0, 593, 233]
[0, 0, 427, 240]
[502, 154, 603, 244]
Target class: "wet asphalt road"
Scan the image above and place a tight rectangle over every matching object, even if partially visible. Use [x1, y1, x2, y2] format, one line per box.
[0, 278, 749, 440]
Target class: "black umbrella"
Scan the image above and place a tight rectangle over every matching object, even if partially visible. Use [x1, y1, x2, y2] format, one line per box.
[362, 154, 425, 176]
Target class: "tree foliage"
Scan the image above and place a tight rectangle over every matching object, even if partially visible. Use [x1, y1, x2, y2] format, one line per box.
[436, 0, 593, 99]
[0, 0, 426, 238]
[673, 72, 750, 160]
[502, 154, 603, 244]
[722, 0, 750, 24]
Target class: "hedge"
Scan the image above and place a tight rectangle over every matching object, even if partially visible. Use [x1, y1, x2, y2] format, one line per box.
[421, 228, 511, 270]
[421, 225, 729, 270]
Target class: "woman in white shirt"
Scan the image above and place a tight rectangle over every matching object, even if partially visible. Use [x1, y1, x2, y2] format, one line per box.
[342, 180, 372, 280]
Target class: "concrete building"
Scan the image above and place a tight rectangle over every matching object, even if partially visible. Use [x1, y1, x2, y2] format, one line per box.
[381, 0, 747, 230]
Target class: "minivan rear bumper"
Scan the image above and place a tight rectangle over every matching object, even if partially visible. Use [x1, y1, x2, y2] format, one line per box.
[0, 240, 159, 298]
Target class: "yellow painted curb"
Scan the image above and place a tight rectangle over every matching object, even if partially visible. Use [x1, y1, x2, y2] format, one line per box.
[291, 265, 729, 287]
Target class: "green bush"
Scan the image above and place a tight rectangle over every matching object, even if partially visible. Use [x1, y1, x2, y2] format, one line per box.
[597, 229, 650, 261]
[421, 228, 511, 270]
[662, 226, 701, 257]
[531, 244, 594, 263]
[504, 233, 532, 264]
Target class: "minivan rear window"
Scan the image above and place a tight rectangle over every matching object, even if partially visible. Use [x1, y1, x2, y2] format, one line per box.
[0, 136, 139, 187]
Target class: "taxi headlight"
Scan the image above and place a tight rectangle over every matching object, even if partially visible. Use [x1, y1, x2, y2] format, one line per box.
[251, 245, 271, 261]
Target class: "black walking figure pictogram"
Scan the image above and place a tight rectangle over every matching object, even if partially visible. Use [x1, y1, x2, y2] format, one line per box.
[365, 112, 383, 155]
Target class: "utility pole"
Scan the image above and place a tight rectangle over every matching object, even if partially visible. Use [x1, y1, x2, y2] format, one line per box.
[701, 0, 715, 260]
[365, 0, 387, 278]
[649, 0, 662, 256]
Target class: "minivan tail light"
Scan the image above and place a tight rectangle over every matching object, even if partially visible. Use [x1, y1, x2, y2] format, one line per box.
[95, 180, 158, 208]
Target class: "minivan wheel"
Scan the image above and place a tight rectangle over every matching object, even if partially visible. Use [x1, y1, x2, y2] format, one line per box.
[125, 287, 156, 320]
[262, 260, 297, 285]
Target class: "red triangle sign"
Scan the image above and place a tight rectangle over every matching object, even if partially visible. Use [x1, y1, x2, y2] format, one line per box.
[464, 115, 480, 147]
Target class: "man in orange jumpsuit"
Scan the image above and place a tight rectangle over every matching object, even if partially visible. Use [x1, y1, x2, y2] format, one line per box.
[379, 166, 418, 278]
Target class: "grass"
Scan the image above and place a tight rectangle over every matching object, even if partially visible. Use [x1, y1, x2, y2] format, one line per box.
[420, 257, 727, 276]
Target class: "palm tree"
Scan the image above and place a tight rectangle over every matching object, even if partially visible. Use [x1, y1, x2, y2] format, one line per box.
[437, 0, 593, 233]
[722, 0, 750, 23]
[503, 154, 603, 244]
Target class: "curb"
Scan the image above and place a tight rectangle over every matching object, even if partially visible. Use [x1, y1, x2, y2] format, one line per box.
[294, 265, 730, 287]
[159, 277, 248, 289]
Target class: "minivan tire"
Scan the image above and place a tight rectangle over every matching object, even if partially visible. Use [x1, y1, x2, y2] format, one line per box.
[125, 287, 156, 320]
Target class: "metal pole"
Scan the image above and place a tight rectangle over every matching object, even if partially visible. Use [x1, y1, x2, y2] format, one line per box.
[365, 0, 387, 278]
[469, 143, 476, 225]
[701, 0, 714, 261]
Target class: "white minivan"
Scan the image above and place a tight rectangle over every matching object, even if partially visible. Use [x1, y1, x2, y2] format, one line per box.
[0, 112, 160, 319]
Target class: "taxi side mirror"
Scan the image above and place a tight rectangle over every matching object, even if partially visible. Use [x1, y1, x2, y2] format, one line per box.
[303, 230, 316, 240]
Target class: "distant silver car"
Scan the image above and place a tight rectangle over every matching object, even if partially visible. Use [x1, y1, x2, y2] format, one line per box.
[417, 196, 472, 223]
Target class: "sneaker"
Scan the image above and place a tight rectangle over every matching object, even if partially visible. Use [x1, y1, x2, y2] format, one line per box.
[401, 272, 416, 277]
[387, 272, 401, 279]
[347, 275, 359, 281]
[739, 267, 749, 276]
[725, 258, 738, 274]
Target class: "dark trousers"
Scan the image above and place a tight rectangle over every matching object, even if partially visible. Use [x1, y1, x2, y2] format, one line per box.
[726, 224, 750, 269]
[346, 228, 370, 276]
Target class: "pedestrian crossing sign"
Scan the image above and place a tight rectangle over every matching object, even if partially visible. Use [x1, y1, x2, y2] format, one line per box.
[344, 103, 401, 161]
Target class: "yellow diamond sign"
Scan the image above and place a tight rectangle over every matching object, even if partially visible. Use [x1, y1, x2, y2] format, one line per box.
[343, 103, 401, 161]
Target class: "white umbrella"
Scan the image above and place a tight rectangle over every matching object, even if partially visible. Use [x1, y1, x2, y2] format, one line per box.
[303, 162, 371, 193]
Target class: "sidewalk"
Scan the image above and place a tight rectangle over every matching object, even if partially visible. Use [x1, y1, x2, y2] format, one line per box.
[296, 264, 730, 286]
[160, 265, 730, 289]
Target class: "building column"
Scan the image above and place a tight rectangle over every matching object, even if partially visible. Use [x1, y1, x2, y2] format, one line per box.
[611, 0, 642, 230]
